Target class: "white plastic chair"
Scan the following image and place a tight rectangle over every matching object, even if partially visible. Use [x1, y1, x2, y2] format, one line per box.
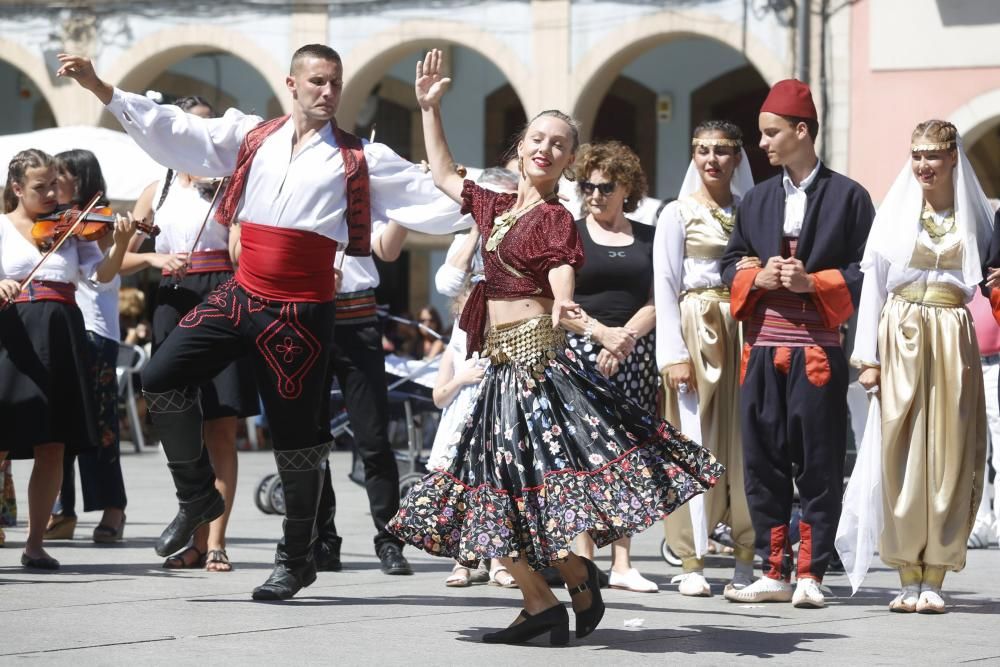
[116, 343, 148, 452]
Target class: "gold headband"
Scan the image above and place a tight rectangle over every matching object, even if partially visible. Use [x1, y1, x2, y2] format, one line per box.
[911, 141, 955, 152]
[692, 138, 742, 148]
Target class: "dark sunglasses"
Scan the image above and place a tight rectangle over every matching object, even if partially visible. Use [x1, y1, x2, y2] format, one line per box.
[579, 181, 616, 196]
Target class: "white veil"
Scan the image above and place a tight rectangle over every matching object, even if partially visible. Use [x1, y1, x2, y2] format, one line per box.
[862, 136, 994, 287]
[678, 148, 755, 200]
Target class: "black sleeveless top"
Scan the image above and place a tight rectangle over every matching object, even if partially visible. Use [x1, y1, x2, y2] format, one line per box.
[573, 218, 655, 327]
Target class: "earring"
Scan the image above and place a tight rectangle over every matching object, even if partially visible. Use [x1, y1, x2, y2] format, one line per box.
[562, 168, 576, 182]
[518, 156, 525, 177]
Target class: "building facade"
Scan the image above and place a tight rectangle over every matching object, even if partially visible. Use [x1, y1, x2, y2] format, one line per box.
[1, 0, 998, 316]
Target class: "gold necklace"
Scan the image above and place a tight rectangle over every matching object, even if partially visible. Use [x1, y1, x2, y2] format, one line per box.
[485, 195, 554, 252]
[694, 194, 735, 235]
[919, 202, 956, 241]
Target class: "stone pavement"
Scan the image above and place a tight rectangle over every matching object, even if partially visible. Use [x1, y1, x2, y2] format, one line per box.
[1, 449, 998, 665]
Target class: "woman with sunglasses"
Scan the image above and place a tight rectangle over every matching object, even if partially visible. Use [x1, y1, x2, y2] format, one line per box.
[563, 140, 659, 593]
[654, 120, 756, 599]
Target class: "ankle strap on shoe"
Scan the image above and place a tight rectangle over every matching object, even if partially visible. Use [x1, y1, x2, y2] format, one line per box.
[567, 580, 589, 596]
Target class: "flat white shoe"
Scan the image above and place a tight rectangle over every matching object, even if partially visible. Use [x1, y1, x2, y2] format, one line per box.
[670, 571, 711, 597]
[889, 585, 920, 613]
[610, 568, 659, 593]
[726, 576, 792, 603]
[723, 569, 755, 601]
[792, 578, 826, 608]
[916, 589, 946, 614]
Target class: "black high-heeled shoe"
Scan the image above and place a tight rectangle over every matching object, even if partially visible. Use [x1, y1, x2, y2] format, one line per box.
[481, 604, 569, 646]
[568, 557, 605, 638]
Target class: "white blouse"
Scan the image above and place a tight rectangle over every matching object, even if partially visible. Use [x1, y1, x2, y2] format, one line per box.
[652, 198, 734, 371]
[152, 177, 229, 254]
[851, 227, 973, 367]
[105, 89, 469, 243]
[77, 273, 121, 341]
[0, 214, 103, 284]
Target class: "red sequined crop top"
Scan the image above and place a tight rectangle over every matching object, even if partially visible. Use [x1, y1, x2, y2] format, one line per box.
[457, 179, 584, 355]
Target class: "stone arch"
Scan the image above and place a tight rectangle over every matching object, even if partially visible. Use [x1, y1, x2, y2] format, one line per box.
[98, 25, 289, 126]
[338, 20, 533, 130]
[948, 87, 1000, 145]
[570, 9, 789, 137]
[0, 38, 61, 126]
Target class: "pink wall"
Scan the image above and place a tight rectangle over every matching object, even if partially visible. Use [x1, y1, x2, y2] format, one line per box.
[848, 2, 1000, 201]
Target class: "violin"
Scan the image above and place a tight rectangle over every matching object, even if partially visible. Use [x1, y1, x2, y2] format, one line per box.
[32, 205, 159, 251]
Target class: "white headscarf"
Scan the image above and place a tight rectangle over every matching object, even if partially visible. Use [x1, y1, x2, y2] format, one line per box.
[678, 148, 755, 200]
[862, 135, 994, 287]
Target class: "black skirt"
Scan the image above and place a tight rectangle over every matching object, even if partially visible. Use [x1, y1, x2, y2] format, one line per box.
[0, 300, 98, 459]
[152, 271, 259, 419]
[388, 316, 724, 570]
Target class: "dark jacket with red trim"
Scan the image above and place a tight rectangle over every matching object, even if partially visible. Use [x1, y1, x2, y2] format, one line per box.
[981, 209, 1000, 323]
[720, 164, 875, 328]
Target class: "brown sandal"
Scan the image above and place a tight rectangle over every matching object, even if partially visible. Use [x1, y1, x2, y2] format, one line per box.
[163, 546, 206, 569]
[205, 549, 233, 572]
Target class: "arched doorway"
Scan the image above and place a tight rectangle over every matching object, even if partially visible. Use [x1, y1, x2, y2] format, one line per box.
[484, 83, 527, 168]
[0, 60, 56, 134]
[575, 36, 773, 199]
[966, 119, 1000, 198]
[691, 64, 779, 183]
[101, 50, 279, 128]
[591, 77, 658, 189]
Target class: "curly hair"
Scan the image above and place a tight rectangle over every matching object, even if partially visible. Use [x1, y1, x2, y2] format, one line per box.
[573, 141, 648, 213]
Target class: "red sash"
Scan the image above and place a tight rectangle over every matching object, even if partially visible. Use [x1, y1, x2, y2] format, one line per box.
[14, 280, 76, 305]
[236, 222, 338, 303]
[215, 116, 371, 257]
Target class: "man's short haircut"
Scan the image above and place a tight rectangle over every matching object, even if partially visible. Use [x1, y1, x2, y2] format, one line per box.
[290, 44, 342, 74]
[780, 114, 819, 142]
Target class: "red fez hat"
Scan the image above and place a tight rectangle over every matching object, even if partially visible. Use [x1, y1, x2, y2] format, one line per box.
[760, 79, 817, 119]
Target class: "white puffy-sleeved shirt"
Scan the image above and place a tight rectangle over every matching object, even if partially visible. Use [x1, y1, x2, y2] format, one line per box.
[851, 223, 973, 367]
[152, 177, 229, 254]
[338, 220, 386, 293]
[652, 197, 735, 371]
[0, 214, 104, 284]
[105, 89, 470, 244]
[435, 232, 484, 298]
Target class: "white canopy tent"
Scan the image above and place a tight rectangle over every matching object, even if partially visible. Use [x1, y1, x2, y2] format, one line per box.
[0, 126, 165, 201]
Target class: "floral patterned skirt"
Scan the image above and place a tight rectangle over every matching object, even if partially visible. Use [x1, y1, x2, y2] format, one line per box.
[387, 316, 725, 570]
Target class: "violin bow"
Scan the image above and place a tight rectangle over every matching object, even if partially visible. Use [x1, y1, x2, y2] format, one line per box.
[173, 177, 227, 289]
[2, 192, 104, 308]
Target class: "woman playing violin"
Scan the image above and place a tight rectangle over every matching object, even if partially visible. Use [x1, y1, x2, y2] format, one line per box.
[0, 148, 135, 571]
[44, 149, 147, 545]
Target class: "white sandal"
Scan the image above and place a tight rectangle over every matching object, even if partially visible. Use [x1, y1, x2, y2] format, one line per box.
[489, 566, 519, 588]
[445, 563, 472, 587]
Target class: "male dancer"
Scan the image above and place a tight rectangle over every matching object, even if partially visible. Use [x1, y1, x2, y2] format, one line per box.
[720, 80, 874, 608]
[314, 220, 414, 575]
[58, 45, 466, 600]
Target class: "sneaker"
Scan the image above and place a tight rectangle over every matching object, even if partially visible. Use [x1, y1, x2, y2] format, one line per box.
[889, 585, 920, 613]
[967, 517, 994, 549]
[792, 578, 825, 609]
[670, 571, 710, 597]
[610, 568, 659, 593]
[726, 576, 793, 603]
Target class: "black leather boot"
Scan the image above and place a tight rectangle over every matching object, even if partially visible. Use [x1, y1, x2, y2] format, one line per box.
[314, 467, 343, 572]
[145, 388, 223, 557]
[252, 443, 329, 601]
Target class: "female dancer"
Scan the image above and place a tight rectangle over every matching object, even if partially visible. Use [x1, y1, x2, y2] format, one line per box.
[45, 149, 135, 543]
[132, 95, 259, 572]
[565, 140, 658, 593]
[654, 121, 756, 598]
[0, 149, 134, 569]
[388, 49, 723, 645]
[853, 120, 993, 613]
